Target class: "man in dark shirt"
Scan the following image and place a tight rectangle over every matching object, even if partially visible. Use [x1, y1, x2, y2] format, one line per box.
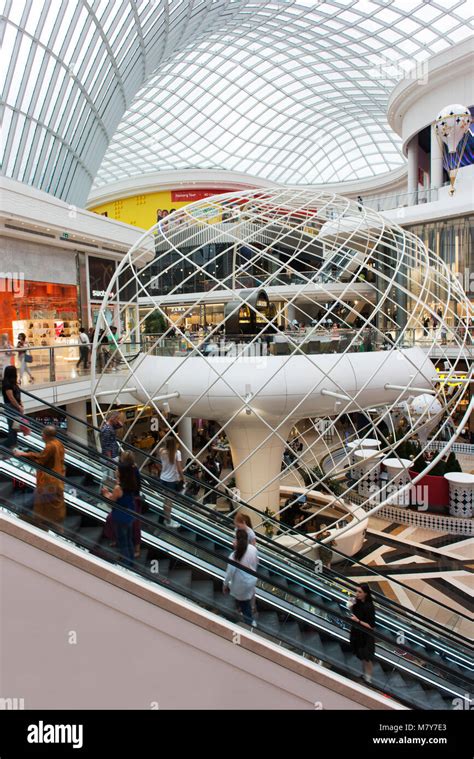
[100, 412, 123, 460]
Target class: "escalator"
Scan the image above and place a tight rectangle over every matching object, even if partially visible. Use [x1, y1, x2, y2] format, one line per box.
[0, 401, 472, 710]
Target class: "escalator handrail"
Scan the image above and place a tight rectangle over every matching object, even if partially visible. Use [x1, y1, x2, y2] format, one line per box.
[6, 393, 474, 633]
[0, 438, 472, 683]
[0, 491, 465, 710]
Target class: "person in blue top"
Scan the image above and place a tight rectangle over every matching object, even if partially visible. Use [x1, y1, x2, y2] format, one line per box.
[102, 463, 137, 568]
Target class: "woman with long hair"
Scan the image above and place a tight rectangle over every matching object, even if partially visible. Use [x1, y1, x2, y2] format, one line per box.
[234, 511, 257, 546]
[2, 365, 24, 450]
[157, 436, 183, 528]
[223, 529, 259, 626]
[0, 333, 13, 382]
[349, 583, 376, 684]
[102, 463, 137, 568]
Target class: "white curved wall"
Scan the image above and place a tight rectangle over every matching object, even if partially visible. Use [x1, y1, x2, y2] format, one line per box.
[387, 38, 474, 154]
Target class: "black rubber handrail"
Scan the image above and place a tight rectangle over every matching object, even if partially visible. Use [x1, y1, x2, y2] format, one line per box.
[0, 441, 471, 693]
[7, 390, 471, 645]
[8, 390, 474, 634]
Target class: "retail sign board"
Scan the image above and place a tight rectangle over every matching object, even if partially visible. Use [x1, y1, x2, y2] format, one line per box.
[171, 189, 234, 202]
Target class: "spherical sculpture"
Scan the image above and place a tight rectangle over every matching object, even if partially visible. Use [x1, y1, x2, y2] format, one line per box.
[92, 189, 472, 542]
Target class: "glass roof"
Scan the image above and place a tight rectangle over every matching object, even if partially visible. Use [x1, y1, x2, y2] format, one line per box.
[1, 0, 472, 206]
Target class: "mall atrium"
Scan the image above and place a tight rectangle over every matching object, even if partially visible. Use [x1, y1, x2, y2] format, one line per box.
[0, 0, 473, 717]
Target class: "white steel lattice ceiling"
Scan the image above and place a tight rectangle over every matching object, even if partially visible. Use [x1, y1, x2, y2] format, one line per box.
[1, 0, 473, 206]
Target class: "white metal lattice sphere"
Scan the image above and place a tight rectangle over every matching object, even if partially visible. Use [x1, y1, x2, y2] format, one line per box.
[92, 189, 472, 544]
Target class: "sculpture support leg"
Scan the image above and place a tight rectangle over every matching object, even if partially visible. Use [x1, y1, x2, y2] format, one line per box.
[225, 417, 293, 520]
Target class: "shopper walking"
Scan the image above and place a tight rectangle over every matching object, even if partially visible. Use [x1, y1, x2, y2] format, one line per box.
[157, 437, 183, 528]
[349, 583, 376, 684]
[76, 327, 90, 370]
[202, 453, 220, 506]
[102, 463, 137, 568]
[17, 332, 34, 384]
[2, 366, 24, 450]
[0, 333, 13, 382]
[223, 529, 259, 626]
[16, 426, 65, 531]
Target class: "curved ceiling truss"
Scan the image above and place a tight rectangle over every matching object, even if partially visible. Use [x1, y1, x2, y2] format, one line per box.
[1, 0, 472, 206]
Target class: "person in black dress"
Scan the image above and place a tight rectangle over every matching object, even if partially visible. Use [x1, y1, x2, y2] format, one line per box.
[349, 583, 376, 684]
[2, 365, 24, 450]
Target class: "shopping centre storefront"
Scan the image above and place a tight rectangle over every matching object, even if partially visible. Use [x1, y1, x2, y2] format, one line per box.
[406, 214, 473, 317]
[0, 279, 79, 345]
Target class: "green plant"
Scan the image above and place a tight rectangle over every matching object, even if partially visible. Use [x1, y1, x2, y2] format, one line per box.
[263, 507, 276, 537]
[144, 310, 166, 335]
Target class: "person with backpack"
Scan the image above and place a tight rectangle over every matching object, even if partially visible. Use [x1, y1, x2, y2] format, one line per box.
[223, 529, 259, 626]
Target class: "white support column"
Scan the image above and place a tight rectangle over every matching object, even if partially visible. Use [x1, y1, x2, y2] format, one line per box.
[407, 137, 418, 205]
[178, 417, 193, 460]
[430, 124, 444, 191]
[225, 416, 293, 521]
[66, 400, 89, 446]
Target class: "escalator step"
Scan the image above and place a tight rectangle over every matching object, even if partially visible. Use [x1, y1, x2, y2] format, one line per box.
[424, 690, 452, 709]
[323, 641, 345, 664]
[216, 593, 237, 614]
[302, 632, 325, 656]
[214, 546, 230, 559]
[78, 526, 103, 549]
[258, 612, 280, 634]
[343, 652, 363, 677]
[143, 512, 161, 527]
[167, 569, 193, 589]
[371, 662, 389, 688]
[269, 574, 288, 589]
[402, 683, 428, 708]
[64, 515, 82, 533]
[191, 580, 215, 602]
[195, 537, 215, 552]
[385, 672, 407, 693]
[0, 481, 13, 496]
[155, 558, 170, 576]
[287, 581, 306, 597]
[179, 529, 197, 542]
[67, 475, 86, 485]
[135, 549, 149, 567]
[279, 621, 303, 644]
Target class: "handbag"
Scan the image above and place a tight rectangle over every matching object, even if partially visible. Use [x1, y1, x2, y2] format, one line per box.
[25, 353, 33, 363]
